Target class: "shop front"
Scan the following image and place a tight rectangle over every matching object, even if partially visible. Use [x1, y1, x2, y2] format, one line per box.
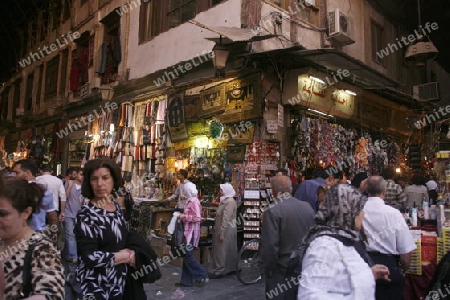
[282, 68, 414, 180]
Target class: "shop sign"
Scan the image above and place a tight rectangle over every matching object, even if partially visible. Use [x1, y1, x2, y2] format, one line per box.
[278, 104, 284, 127]
[167, 94, 189, 143]
[358, 102, 390, 127]
[266, 120, 278, 134]
[297, 75, 355, 118]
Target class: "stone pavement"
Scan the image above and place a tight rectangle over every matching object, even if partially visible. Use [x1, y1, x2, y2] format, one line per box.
[143, 263, 265, 300]
[64, 261, 265, 300]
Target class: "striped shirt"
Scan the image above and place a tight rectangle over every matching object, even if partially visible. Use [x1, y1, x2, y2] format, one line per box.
[384, 179, 406, 210]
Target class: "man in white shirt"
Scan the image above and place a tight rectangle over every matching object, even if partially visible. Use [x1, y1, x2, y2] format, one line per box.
[164, 169, 196, 210]
[363, 176, 417, 300]
[36, 164, 67, 213]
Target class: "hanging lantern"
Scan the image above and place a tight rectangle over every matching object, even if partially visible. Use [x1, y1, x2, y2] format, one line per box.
[210, 120, 224, 139]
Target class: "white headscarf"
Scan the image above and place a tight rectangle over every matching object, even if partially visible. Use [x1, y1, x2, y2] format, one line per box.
[184, 182, 198, 199]
[219, 183, 236, 202]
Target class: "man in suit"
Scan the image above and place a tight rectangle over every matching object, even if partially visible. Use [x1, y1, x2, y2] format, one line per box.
[261, 175, 315, 300]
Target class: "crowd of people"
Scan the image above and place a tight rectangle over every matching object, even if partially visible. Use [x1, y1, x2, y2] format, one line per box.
[260, 167, 439, 300]
[0, 158, 441, 299]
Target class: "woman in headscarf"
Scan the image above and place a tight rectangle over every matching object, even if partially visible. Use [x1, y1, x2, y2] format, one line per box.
[176, 184, 207, 287]
[297, 184, 390, 299]
[209, 183, 238, 279]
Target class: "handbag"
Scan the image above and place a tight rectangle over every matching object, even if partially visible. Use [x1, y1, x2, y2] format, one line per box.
[170, 219, 187, 257]
[19, 243, 37, 299]
[124, 191, 135, 221]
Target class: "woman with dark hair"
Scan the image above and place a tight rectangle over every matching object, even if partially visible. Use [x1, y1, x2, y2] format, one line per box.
[75, 158, 135, 299]
[404, 174, 429, 210]
[0, 178, 64, 299]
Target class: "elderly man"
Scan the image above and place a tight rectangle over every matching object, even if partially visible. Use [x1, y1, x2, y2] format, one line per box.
[363, 176, 416, 300]
[261, 175, 315, 300]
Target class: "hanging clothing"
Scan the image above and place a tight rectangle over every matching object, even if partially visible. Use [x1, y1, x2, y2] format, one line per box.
[97, 43, 107, 74]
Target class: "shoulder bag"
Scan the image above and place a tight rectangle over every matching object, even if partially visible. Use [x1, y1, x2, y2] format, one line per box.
[19, 243, 37, 299]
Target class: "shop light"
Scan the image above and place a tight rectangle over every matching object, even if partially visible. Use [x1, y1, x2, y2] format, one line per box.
[309, 76, 325, 84]
[93, 134, 100, 141]
[345, 90, 357, 96]
[395, 168, 401, 173]
[110, 124, 115, 132]
[195, 136, 209, 148]
[212, 37, 230, 78]
[307, 108, 333, 118]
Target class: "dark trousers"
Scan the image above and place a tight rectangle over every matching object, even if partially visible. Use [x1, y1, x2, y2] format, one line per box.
[180, 246, 206, 286]
[265, 270, 298, 300]
[369, 252, 405, 300]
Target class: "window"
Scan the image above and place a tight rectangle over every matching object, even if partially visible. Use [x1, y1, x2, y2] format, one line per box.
[36, 65, 44, 107]
[70, 32, 90, 96]
[267, 0, 320, 25]
[139, 0, 225, 42]
[60, 50, 69, 96]
[52, 2, 62, 30]
[63, 0, 71, 21]
[45, 56, 59, 100]
[0, 88, 9, 122]
[168, 0, 197, 29]
[13, 80, 21, 119]
[371, 21, 387, 67]
[25, 74, 34, 112]
[99, 13, 121, 84]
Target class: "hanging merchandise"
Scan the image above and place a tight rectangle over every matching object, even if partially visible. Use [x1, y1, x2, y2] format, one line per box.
[290, 116, 402, 176]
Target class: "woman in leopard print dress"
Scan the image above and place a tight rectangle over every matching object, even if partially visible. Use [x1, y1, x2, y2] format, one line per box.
[0, 178, 64, 299]
[75, 158, 135, 299]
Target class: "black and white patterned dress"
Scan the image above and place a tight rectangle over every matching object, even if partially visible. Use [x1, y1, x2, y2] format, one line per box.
[74, 201, 128, 300]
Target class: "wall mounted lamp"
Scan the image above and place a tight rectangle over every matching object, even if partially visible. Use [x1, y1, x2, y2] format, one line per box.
[212, 36, 230, 78]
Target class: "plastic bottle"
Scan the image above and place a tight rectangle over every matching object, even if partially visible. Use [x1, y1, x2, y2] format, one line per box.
[423, 201, 429, 219]
[412, 201, 418, 227]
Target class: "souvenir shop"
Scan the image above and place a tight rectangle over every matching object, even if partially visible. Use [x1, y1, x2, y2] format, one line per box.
[59, 72, 283, 262]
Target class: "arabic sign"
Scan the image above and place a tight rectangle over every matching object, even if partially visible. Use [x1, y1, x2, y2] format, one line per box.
[283, 74, 355, 119]
[266, 120, 278, 134]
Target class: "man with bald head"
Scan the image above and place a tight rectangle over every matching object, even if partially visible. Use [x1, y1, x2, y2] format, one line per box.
[363, 176, 416, 300]
[260, 175, 315, 299]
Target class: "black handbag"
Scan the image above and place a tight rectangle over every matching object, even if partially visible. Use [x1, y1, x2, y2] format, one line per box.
[170, 219, 187, 257]
[19, 243, 36, 299]
[124, 191, 135, 221]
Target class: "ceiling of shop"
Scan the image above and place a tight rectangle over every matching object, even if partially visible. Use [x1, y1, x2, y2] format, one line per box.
[0, 0, 448, 83]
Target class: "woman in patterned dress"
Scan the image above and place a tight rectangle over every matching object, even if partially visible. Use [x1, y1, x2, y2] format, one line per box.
[0, 177, 64, 299]
[75, 158, 135, 299]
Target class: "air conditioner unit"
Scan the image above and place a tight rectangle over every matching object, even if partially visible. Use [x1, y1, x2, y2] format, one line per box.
[327, 9, 355, 45]
[413, 82, 439, 102]
[303, 0, 316, 7]
[16, 108, 24, 116]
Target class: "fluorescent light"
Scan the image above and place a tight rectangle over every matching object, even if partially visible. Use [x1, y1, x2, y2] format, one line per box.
[345, 90, 357, 96]
[309, 76, 325, 84]
[307, 108, 333, 117]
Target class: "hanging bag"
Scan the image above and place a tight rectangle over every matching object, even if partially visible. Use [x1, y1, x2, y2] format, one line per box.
[170, 219, 187, 257]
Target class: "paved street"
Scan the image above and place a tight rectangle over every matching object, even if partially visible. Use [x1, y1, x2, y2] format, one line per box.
[144, 263, 265, 300]
[64, 261, 265, 299]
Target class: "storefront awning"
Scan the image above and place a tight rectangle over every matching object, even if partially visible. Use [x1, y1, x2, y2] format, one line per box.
[289, 49, 402, 89]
